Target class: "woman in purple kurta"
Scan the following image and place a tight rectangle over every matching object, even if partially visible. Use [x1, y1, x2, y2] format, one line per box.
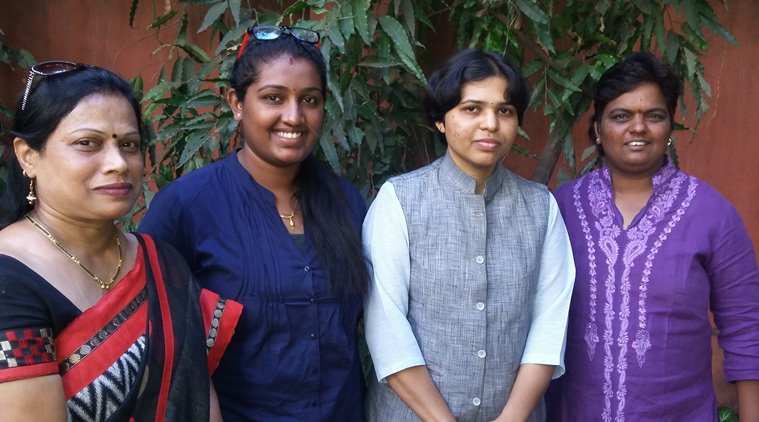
[545, 52, 759, 421]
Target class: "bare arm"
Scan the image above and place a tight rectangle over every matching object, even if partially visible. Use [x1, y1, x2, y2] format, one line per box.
[0, 375, 67, 421]
[492, 364, 554, 422]
[210, 381, 223, 422]
[736, 380, 759, 422]
[386, 365, 456, 422]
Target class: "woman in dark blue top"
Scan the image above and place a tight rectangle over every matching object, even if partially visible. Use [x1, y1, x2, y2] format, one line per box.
[139, 25, 369, 421]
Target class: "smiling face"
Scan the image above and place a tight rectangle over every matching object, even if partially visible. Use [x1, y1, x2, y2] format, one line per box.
[440, 76, 518, 182]
[596, 82, 672, 178]
[18, 93, 143, 222]
[228, 54, 325, 172]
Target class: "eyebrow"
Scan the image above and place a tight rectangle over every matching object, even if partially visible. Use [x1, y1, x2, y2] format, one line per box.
[459, 98, 514, 106]
[69, 128, 140, 137]
[257, 84, 324, 95]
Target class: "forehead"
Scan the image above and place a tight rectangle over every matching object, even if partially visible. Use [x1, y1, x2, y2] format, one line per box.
[54, 94, 138, 132]
[253, 54, 323, 89]
[605, 82, 667, 110]
[459, 76, 510, 102]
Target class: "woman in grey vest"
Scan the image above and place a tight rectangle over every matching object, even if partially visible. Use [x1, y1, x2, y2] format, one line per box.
[363, 48, 576, 422]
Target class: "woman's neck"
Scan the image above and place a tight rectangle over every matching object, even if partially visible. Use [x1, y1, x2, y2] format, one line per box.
[237, 149, 299, 194]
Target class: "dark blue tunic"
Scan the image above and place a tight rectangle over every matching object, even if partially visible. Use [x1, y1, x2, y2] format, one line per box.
[139, 153, 366, 421]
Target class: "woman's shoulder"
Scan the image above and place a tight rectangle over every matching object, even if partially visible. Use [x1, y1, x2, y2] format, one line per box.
[154, 154, 238, 198]
[387, 158, 442, 186]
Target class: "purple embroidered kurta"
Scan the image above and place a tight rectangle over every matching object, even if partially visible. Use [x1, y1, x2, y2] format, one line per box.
[546, 160, 759, 421]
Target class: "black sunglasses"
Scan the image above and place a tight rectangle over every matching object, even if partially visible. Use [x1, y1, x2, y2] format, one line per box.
[21, 61, 89, 111]
[238, 25, 321, 58]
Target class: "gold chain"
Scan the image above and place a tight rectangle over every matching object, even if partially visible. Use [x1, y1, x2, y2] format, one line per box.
[25, 214, 122, 290]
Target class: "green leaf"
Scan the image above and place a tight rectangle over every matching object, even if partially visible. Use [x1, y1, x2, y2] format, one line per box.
[325, 24, 345, 53]
[178, 43, 211, 63]
[319, 134, 340, 170]
[199, 2, 227, 33]
[338, 1, 356, 39]
[178, 131, 209, 167]
[228, 0, 241, 25]
[150, 10, 178, 29]
[282, 1, 308, 17]
[401, 0, 416, 38]
[129, 0, 138, 28]
[378, 15, 425, 83]
[515, 0, 549, 24]
[700, 15, 737, 46]
[352, 0, 371, 45]
[580, 145, 597, 162]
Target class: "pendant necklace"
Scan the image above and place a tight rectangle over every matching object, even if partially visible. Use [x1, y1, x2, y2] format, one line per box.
[25, 214, 122, 290]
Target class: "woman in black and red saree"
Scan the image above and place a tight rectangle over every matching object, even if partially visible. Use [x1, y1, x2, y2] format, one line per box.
[0, 62, 241, 421]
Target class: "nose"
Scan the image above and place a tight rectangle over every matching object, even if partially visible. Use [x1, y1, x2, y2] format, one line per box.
[629, 114, 646, 133]
[103, 143, 129, 173]
[480, 109, 498, 132]
[282, 99, 305, 125]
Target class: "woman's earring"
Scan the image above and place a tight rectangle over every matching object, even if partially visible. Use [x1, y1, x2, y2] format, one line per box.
[234, 112, 242, 120]
[26, 177, 37, 205]
[435, 122, 445, 133]
[667, 138, 673, 146]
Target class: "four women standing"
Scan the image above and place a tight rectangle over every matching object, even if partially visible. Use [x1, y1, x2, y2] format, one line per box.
[2, 26, 756, 422]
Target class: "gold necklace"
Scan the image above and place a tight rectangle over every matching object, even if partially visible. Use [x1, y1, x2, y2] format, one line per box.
[279, 209, 296, 231]
[25, 214, 122, 290]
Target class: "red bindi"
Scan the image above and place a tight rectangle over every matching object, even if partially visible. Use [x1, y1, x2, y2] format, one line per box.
[112, 134, 118, 139]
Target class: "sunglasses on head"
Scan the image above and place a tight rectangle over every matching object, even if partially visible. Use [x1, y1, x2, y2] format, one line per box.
[237, 25, 321, 58]
[21, 61, 89, 111]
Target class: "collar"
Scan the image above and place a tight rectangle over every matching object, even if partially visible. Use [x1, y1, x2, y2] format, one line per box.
[438, 152, 507, 201]
[601, 155, 679, 193]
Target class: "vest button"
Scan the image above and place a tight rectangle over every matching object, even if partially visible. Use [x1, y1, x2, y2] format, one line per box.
[474, 256, 484, 264]
[475, 302, 485, 311]
[472, 397, 481, 406]
[477, 349, 487, 358]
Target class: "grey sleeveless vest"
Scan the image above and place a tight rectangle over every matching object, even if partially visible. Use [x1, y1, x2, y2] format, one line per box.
[366, 154, 550, 421]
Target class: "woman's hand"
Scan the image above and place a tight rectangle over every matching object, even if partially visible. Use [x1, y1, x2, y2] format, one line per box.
[491, 364, 554, 422]
[386, 365, 456, 422]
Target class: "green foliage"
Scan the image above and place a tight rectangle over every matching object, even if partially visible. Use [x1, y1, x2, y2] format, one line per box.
[0, 28, 34, 198]
[445, 0, 736, 183]
[718, 406, 738, 422]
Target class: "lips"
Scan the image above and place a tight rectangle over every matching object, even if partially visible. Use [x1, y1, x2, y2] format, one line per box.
[273, 130, 304, 140]
[96, 183, 133, 197]
[473, 138, 501, 151]
[625, 140, 649, 146]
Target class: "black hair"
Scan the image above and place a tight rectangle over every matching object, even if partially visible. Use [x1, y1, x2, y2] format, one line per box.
[0, 65, 143, 229]
[230, 33, 368, 299]
[589, 51, 682, 155]
[424, 48, 531, 144]
[230, 35, 327, 100]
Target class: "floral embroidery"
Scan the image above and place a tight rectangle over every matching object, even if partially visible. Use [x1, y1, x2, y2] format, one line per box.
[576, 162, 698, 421]
[573, 178, 600, 360]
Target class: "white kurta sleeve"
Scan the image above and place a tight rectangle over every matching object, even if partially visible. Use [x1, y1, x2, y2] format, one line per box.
[520, 193, 576, 379]
[363, 182, 426, 382]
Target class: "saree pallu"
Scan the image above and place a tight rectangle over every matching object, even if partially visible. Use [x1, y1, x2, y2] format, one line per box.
[44, 234, 239, 421]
